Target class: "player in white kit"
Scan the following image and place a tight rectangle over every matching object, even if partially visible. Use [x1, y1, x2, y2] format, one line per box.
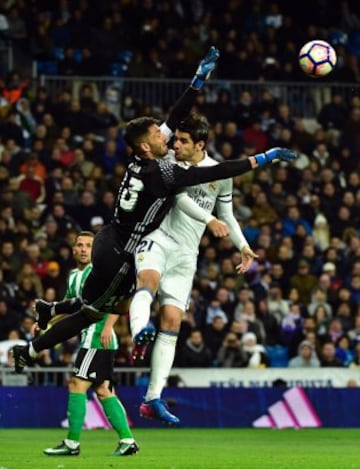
[130, 113, 258, 424]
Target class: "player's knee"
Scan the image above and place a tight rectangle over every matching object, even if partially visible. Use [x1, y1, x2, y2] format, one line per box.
[94, 382, 113, 400]
[136, 269, 160, 294]
[68, 378, 76, 392]
[68, 376, 89, 393]
[162, 319, 181, 332]
[161, 305, 183, 331]
[161, 314, 182, 331]
[81, 304, 104, 321]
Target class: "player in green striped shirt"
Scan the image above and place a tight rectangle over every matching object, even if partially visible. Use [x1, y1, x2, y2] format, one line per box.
[43, 231, 138, 457]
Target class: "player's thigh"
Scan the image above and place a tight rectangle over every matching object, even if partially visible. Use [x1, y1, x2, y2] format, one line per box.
[134, 236, 168, 277]
[93, 380, 113, 399]
[159, 253, 197, 311]
[73, 348, 116, 384]
[82, 225, 134, 311]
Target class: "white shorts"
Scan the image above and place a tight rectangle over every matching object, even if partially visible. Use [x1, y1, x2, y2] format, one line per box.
[134, 230, 197, 310]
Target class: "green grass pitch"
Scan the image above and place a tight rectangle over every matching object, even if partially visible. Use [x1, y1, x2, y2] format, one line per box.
[0, 428, 359, 469]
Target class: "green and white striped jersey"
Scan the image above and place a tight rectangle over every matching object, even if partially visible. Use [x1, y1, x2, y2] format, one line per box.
[65, 264, 118, 350]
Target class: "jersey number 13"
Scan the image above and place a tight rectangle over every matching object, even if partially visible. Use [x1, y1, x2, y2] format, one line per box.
[119, 177, 144, 212]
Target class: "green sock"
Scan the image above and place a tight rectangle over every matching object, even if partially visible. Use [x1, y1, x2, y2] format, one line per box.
[101, 396, 133, 440]
[67, 392, 87, 442]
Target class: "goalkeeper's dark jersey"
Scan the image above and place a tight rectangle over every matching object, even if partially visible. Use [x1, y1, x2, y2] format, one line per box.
[111, 152, 252, 254]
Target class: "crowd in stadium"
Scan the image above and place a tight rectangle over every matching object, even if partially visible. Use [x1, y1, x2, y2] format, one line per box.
[0, 0, 359, 81]
[0, 0, 359, 377]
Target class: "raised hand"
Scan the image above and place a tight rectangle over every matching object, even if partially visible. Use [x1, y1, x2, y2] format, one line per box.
[191, 46, 220, 90]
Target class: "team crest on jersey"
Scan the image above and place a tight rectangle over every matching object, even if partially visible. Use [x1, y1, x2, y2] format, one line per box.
[208, 182, 217, 191]
[137, 254, 144, 262]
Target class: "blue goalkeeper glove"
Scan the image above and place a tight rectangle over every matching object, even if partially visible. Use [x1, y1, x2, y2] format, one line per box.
[191, 46, 220, 90]
[254, 147, 298, 167]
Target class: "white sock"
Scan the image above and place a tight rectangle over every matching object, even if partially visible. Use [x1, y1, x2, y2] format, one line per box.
[120, 438, 135, 444]
[145, 331, 178, 402]
[64, 438, 79, 448]
[129, 289, 154, 338]
[28, 342, 38, 359]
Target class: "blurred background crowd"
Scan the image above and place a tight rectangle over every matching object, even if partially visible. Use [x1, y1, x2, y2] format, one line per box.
[0, 0, 360, 81]
[0, 0, 359, 379]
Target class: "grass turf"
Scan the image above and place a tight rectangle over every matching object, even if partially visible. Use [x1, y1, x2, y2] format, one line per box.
[0, 428, 359, 469]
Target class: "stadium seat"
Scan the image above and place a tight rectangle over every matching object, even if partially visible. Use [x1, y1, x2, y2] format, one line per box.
[348, 31, 360, 56]
[117, 50, 133, 64]
[52, 47, 65, 61]
[265, 345, 289, 367]
[110, 62, 127, 77]
[36, 60, 58, 76]
[73, 48, 83, 63]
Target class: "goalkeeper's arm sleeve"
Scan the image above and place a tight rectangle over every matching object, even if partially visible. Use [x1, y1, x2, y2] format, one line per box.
[173, 159, 253, 189]
[166, 87, 198, 131]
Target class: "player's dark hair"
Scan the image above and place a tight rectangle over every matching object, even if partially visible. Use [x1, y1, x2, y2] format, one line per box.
[178, 113, 209, 144]
[124, 116, 160, 152]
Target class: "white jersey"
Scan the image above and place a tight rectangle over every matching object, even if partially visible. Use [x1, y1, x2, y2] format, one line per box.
[158, 151, 229, 253]
[151, 150, 248, 254]
[135, 150, 248, 310]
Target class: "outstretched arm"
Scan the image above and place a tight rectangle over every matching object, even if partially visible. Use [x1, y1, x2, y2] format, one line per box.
[215, 180, 258, 273]
[168, 148, 298, 189]
[164, 46, 220, 132]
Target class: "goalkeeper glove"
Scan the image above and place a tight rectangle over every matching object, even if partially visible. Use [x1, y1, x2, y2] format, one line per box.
[191, 46, 220, 90]
[254, 147, 298, 167]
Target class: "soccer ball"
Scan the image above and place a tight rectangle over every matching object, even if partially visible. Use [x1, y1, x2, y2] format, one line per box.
[298, 40, 337, 78]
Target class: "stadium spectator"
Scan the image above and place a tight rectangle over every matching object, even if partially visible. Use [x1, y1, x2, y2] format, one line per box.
[242, 331, 269, 368]
[349, 342, 360, 369]
[280, 302, 304, 358]
[0, 298, 21, 340]
[289, 259, 318, 304]
[0, 240, 22, 282]
[335, 334, 354, 366]
[308, 288, 333, 318]
[288, 340, 320, 368]
[204, 315, 227, 362]
[16, 161, 46, 204]
[257, 298, 281, 346]
[177, 329, 212, 367]
[216, 332, 248, 368]
[319, 341, 344, 367]
[236, 299, 266, 344]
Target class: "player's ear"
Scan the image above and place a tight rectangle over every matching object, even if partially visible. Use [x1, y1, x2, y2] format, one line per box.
[140, 141, 151, 154]
[197, 140, 206, 151]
